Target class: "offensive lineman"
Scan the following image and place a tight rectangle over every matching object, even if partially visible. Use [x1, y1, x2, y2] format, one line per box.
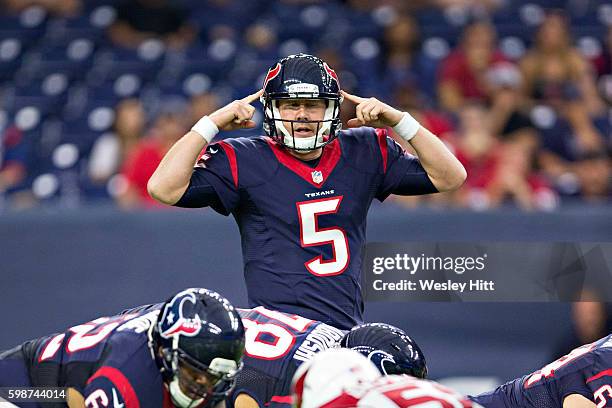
[231, 310, 427, 408]
[0, 288, 245, 408]
[471, 334, 612, 408]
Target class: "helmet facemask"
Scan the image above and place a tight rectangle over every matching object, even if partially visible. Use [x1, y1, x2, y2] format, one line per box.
[263, 95, 342, 152]
[160, 337, 241, 408]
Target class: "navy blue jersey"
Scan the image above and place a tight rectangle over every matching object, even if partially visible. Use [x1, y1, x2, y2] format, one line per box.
[231, 307, 344, 407]
[9, 304, 183, 408]
[471, 334, 612, 407]
[179, 128, 435, 329]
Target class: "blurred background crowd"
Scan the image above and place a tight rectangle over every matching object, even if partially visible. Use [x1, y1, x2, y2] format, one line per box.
[0, 0, 611, 211]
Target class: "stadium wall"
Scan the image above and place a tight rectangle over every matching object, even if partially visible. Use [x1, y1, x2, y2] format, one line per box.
[2, 205, 611, 381]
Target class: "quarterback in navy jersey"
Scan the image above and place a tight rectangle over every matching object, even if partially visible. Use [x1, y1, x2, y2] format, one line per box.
[148, 54, 467, 330]
[0, 288, 245, 408]
[470, 334, 612, 408]
[230, 307, 344, 408]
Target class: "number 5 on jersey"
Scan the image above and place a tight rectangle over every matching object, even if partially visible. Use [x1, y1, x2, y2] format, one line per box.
[296, 196, 350, 276]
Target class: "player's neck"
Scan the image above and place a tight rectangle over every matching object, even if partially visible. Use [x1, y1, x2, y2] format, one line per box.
[287, 148, 323, 161]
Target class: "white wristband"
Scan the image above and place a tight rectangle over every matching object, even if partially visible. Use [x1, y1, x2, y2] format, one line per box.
[191, 116, 219, 144]
[392, 112, 421, 142]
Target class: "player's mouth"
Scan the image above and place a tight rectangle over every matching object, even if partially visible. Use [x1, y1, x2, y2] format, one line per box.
[293, 125, 315, 137]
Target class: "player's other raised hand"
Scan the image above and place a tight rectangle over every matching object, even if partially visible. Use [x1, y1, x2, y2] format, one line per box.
[209, 89, 263, 131]
[341, 90, 404, 129]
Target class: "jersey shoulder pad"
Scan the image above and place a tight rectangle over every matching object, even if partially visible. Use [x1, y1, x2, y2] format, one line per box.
[103, 328, 151, 364]
[83, 330, 161, 408]
[208, 136, 278, 188]
[338, 127, 389, 174]
[114, 309, 160, 336]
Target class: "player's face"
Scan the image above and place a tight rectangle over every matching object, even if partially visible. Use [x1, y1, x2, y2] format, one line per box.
[277, 99, 327, 138]
[177, 360, 221, 400]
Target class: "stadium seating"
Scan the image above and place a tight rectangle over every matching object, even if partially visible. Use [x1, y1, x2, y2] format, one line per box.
[0, 0, 610, 206]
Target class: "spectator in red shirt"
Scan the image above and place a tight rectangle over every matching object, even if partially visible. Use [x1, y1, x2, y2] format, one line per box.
[116, 100, 188, 209]
[88, 98, 147, 185]
[0, 125, 28, 208]
[383, 81, 456, 208]
[438, 20, 507, 113]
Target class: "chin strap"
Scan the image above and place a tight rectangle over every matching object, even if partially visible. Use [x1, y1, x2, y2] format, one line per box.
[282, 134, 324, 150]
[168, 378, 204, 408]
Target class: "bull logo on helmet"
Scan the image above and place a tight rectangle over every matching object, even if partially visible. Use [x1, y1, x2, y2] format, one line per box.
[263, 63, 282, 90]
[323, 62, 339, 86]
[159, 289, 202, 338]
[349, 346, 396, 375]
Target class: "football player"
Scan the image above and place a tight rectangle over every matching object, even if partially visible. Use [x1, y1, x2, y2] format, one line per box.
[470, 333, 612, 408]
[148, 54, 467, 330]
[230, 307, 344, 408]
[291, 348, 481, 408]
[231, 314, 428, 408]
[0, 288, 245, 408]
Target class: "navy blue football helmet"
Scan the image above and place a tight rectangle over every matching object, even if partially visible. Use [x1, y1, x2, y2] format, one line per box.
[150, 288, 245, 408]
[340, 323, 428, 379]
[261, 54, 342, 151]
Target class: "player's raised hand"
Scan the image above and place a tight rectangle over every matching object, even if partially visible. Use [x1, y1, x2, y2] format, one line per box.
[209, 89, 263, 131]
[341, 90, 404, 129]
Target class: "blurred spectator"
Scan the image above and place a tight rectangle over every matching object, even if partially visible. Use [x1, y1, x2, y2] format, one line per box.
[536, 103, 608, 190]
[115, 99, 188, 209]
[520, 11, 604, 115]
[430, 0, 501, 15]
[2, 0, 81, 16]
[381, 13, 438, 103]
[572, 150, 612, 203]
[520, 12, 608, 194]
[592, 26, 612, 106]
[486, 138, 556, 210]
[386, 82, 456, 208]
[591, 25, 612, 78]
[189, 92, 222, 125]
[454, 104, 502, 209]
[553, 289, 612, 359]
[0, 125, 28, 208]
[485, 62, 527, 135]
[437, 20, 507, 113]
[244, 23, 278, 59]
[454, 104, 556, 210]
[88, 99, 146, 185]
[108, 0, 196, 49]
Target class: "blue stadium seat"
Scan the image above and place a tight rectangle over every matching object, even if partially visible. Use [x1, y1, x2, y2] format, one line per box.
[85, 45, 163, 89]
[0, 38, 26, 83]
